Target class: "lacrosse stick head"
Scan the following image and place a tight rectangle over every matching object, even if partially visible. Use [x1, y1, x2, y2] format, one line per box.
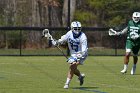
[42, 29, 49, 37]
[108, 28, 117, 36]
[42, 29, 53, 40]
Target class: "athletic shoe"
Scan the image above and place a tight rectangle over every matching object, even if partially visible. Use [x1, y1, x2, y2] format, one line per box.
[63, 84, 69, 89]
[120, 69, 127, 74]
[78, 74, 85, 86]
[131, 66, 136, 75]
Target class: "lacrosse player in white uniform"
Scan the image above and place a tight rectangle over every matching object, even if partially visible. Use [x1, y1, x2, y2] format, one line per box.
[51, 21, 88, 89]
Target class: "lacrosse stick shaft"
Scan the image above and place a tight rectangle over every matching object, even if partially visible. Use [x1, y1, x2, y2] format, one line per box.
[56, 45, 68, 59]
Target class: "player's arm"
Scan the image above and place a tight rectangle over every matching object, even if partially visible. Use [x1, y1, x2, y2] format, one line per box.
[81, 39, 88, 53]
[51, 35, 66, 46]
[52, 32, 69, 46]
[109, 27, 128, 36]
[76, 34, 88, 58]
[57, 35, 67, 44]
[76, 39, 88, 59]
[116, 27, 128, 35]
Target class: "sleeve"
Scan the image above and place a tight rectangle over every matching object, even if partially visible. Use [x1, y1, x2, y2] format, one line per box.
[118, 21, 130, 35]
[118, 27, 128, 35]
[57, 31, 70, 44]
[81, 34, 88, 54]
[81, 39, 88, 52]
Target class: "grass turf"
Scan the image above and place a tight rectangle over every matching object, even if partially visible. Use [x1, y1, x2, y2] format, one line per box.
[0, 56, 139, 93]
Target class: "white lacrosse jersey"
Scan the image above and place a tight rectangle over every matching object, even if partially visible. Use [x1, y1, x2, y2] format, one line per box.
[58, 30, 88, 56]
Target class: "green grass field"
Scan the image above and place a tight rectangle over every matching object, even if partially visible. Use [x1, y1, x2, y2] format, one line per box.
[0, 56, 140, 93]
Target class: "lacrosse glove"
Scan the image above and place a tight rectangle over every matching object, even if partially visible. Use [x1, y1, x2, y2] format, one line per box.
[51, 40, 60, 46]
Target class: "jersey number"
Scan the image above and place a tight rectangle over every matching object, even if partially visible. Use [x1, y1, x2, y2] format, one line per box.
[130, 29, 139, 38]
[70, 43, 78, 52]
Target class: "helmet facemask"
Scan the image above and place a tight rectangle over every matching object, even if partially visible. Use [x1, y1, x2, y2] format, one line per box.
[132, 12, 140, 23]
[72, 27, 81, 35]
[71, 21, 82, 36]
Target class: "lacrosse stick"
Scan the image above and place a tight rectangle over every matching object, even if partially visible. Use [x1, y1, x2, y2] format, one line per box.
[108, 28, 117, 36]
[42, 29, 53, 40]
[56, 45, 68, 59]
[42, 29, 68, 59]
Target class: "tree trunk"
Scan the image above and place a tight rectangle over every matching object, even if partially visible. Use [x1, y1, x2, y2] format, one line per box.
[62, 0, 76, 26]
[0, 0, 63, 48]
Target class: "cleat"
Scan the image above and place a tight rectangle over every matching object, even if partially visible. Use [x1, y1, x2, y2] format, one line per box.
[121, 69, 127, 74]
[63, 84, 69, 89]
[131, 66, 136, 75]
[78, 74, 85, 86]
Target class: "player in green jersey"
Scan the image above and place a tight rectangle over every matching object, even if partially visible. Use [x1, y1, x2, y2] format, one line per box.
[109, 12, 140, 75]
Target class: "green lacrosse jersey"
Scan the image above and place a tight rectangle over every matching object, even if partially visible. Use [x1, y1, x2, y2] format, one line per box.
[127, 20, 140, 40]
[126, 20, 140, 54]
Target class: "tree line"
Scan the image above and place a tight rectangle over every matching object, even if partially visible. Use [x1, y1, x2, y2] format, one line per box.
[0, 0, 140, 49]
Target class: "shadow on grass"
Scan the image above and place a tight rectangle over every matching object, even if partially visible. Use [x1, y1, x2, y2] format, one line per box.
[121, 73, 140, 75]
[73, 86, 99, 89]
[0, 76, 6, 79]
[72, 86, 107, 93]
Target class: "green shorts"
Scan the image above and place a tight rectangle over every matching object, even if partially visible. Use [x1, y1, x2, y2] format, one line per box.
[126, 39, 140, 55]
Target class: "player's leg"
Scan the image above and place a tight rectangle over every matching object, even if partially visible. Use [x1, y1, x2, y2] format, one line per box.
[64, 62, 85, 87]
[64, 55, 87, 88]
[64, 62, 77, 89]
[131, 47, 139, 75]
[73, 62, 80, 76]
[121, 51, 131, 73]
[74, 62, 85, 86]
[75, 57, 87, 86]
[121, 40, 132, 73]
[130, 56, 137, 75]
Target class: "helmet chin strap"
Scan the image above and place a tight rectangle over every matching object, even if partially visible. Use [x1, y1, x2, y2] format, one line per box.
[72, 31, 82, 38]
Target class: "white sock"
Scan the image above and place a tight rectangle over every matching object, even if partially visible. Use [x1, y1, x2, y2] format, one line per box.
[124, 64, 128, 70]
[65, 78, 71, 85]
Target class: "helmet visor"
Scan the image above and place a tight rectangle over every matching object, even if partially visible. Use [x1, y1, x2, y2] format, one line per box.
[73, 27, 81, 34]
[73, 27, 81, 31]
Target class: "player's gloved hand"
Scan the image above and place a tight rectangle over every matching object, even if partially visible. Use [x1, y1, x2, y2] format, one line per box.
[131, 34, 139, 40]
[76, 51, 84, 59]
[67, 57, 77, 64]
[51, 40, 59, 46]
[116, 32, 121, 36]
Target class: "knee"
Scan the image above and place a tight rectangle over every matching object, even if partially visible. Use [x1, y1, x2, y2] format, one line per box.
[70, 63, 77, 71]
[125, 52, 130, 57]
